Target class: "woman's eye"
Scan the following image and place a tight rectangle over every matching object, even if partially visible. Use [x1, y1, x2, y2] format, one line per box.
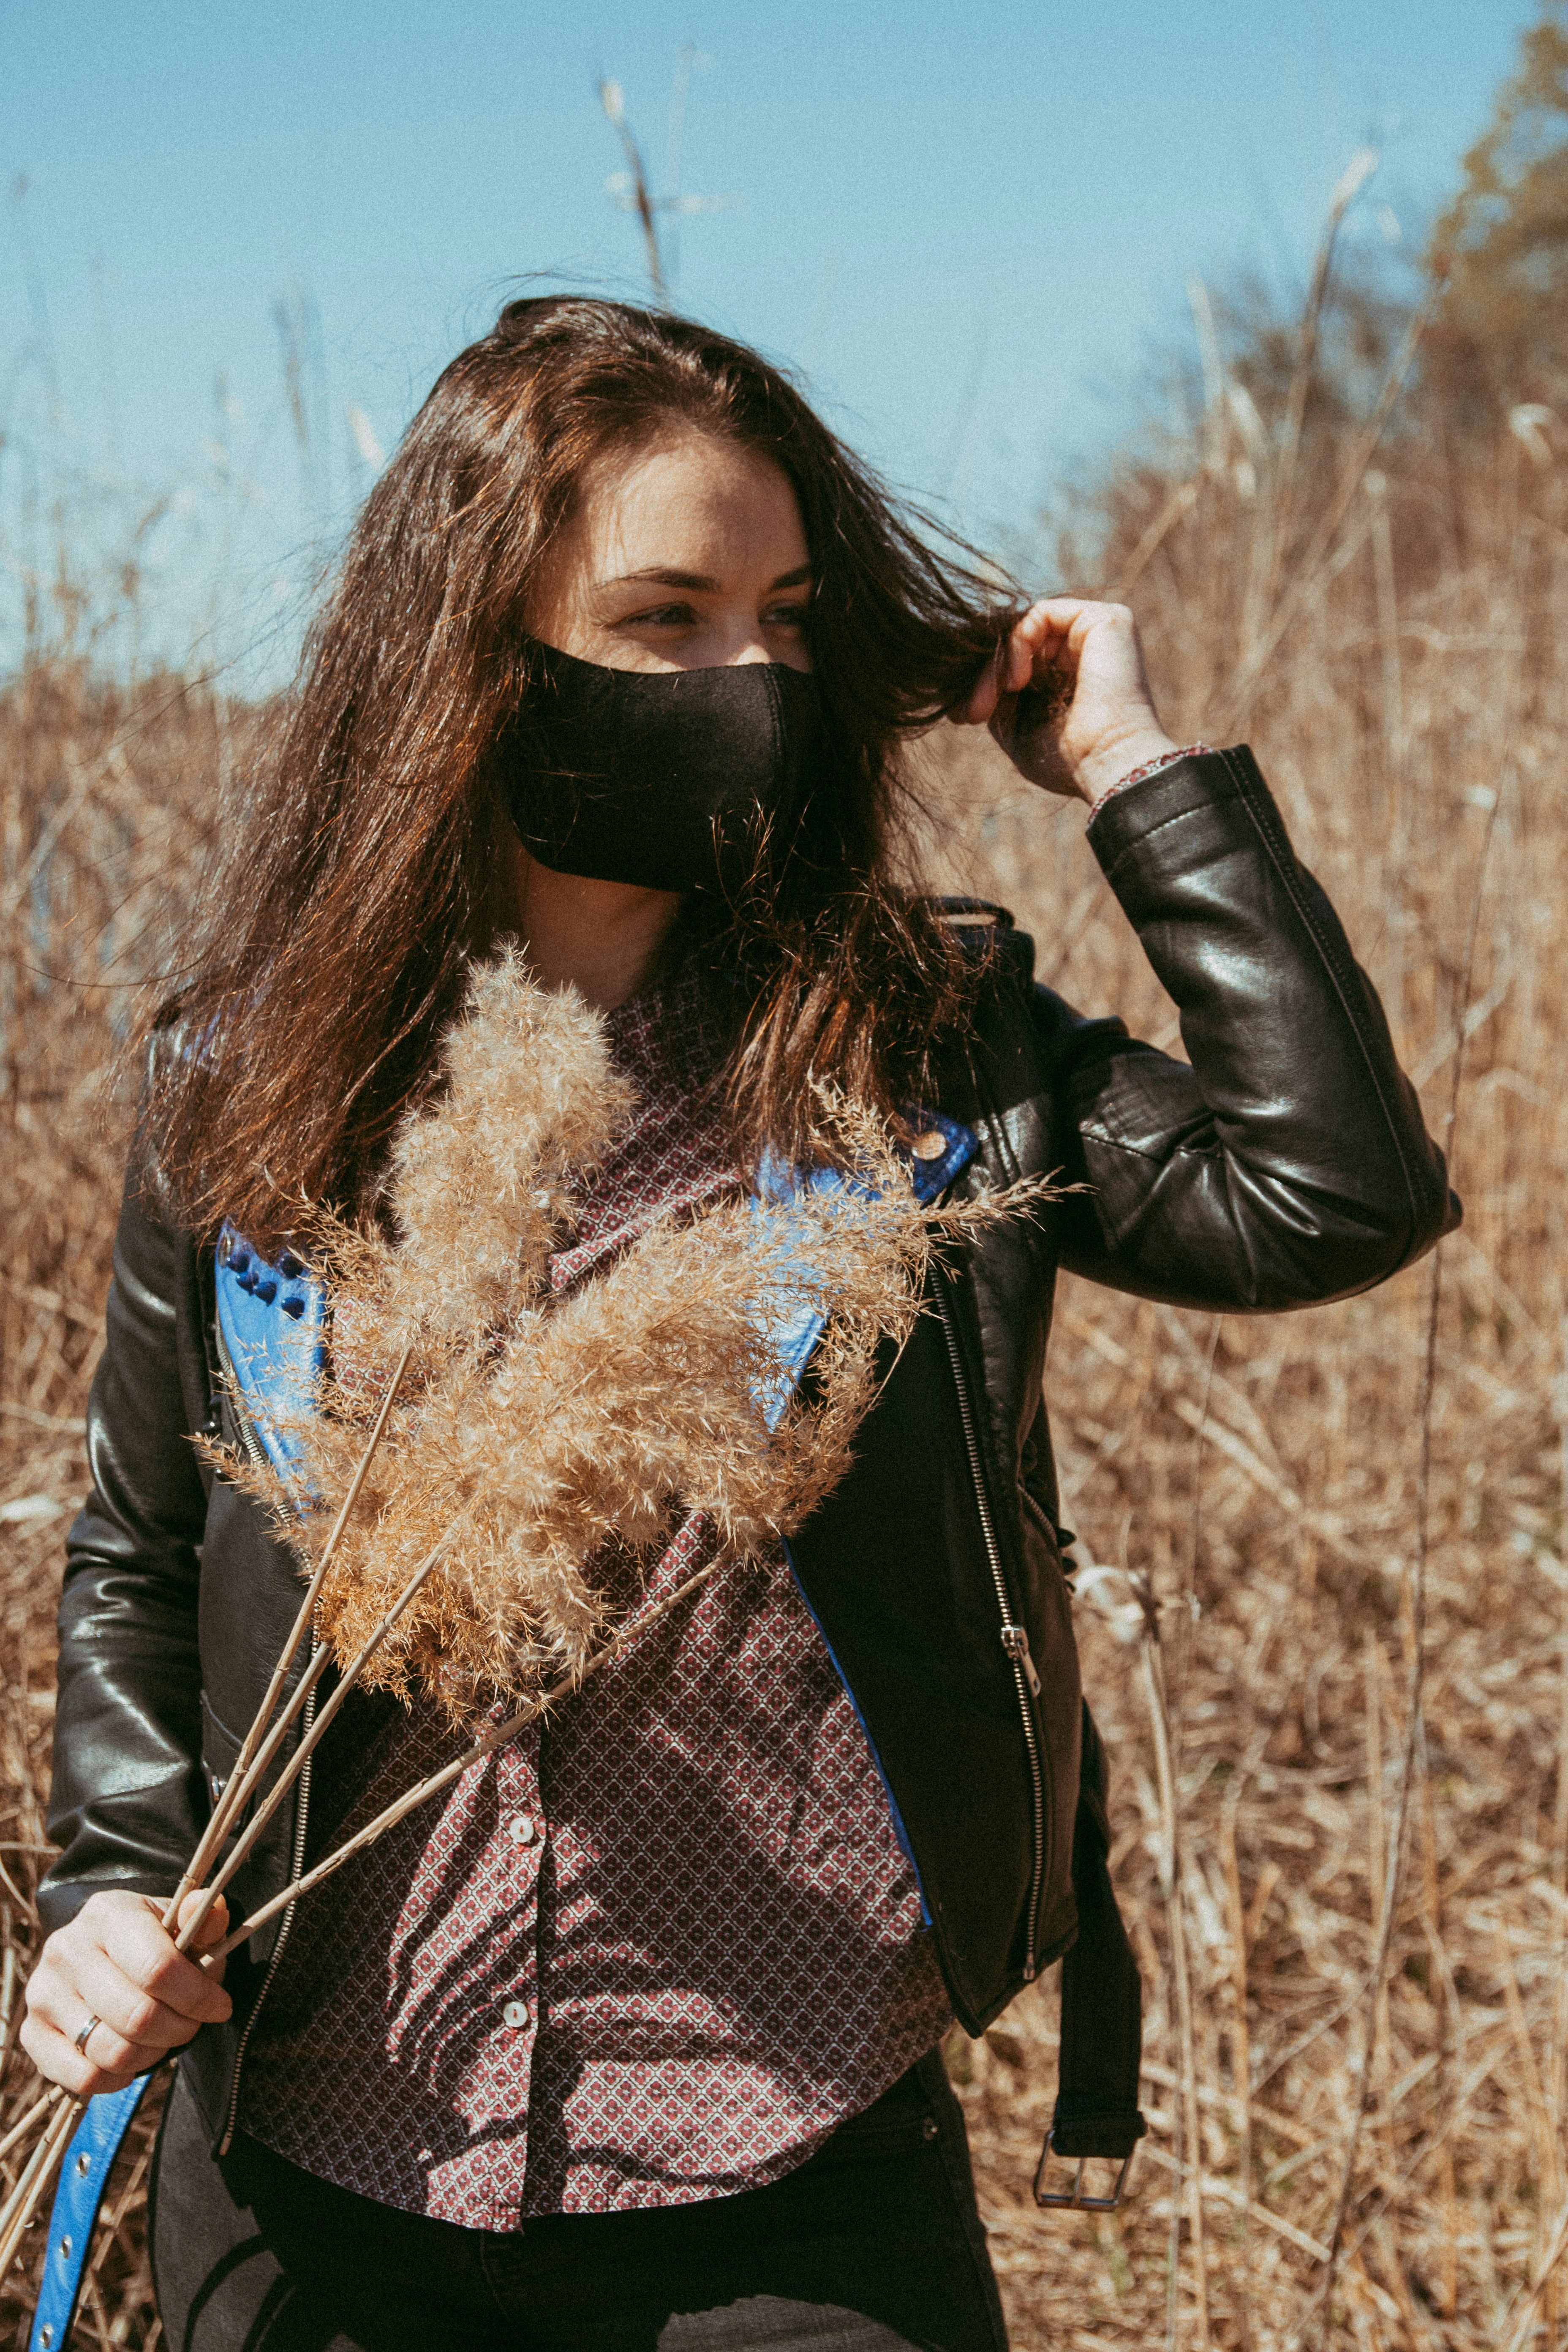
[765, 604, 810, 631]
[623, 603, 699, 627]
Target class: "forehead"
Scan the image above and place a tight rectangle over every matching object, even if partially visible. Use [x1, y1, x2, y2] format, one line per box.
[566, 431, 807, 564]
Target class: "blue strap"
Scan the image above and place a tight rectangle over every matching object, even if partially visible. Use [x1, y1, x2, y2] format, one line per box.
[30, 2074, 156, 2351]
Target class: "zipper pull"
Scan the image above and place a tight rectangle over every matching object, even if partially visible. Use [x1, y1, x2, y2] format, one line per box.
[1001, 1623, 1042, 1698]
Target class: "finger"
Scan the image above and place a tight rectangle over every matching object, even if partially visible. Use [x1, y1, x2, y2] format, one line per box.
[1007, 609, 1054, 691]
[20, 2009, 150, 2099]
[1028, 595, 1113, 630]
[25, 1944, 211, 2083]
[960, 645, 1003, 727]
[68, 1944, 222, 2052]
[176, 1890, 230, 1961]
[21, 1951, 170, 2089]
[964, 607, 1065, 723]
[1057, 598, 1145, 670]
[86, 1903, 233, 2026]
[969, 596, 1135, 723]
[57, 2005, 161, 2078]
[1007, 601, 1089, 691]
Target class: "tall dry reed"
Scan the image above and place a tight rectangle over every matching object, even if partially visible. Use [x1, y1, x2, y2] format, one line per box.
[913, 321, 1568, 2349]
[0, 660, 253, 2336]
[1, 290, 1565, 2346]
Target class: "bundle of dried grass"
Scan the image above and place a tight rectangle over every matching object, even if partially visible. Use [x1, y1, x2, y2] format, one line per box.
[212, 948, 1039, 1727]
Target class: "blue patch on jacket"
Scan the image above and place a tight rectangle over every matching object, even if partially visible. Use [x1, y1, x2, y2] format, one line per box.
[215, 1222, 326, 1483]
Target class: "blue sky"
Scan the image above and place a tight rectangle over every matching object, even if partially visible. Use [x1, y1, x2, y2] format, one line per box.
[0, 0, 1541, 683]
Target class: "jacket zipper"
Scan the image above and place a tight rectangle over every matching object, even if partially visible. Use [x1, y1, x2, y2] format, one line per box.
[212, 1309, 268, 1481]
[210, 1304, 319, 2154]
[930, 1261, 1046, 1980]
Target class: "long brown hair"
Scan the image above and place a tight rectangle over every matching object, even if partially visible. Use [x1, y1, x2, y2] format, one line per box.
[154, 297, 1016, 1242]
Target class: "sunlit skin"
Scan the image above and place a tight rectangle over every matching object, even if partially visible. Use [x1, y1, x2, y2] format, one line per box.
[22, 428, 1179, 2099]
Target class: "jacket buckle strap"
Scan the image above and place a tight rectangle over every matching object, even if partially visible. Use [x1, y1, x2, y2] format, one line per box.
[1033, 2129, 1138, 2212]
[1035, 1705, 1148, 2210]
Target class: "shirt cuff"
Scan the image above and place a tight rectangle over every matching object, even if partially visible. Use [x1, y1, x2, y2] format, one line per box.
[1088, 744, 1214, 817]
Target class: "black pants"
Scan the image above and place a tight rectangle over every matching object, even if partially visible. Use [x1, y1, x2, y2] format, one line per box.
[150, 2053, 1010, 2352]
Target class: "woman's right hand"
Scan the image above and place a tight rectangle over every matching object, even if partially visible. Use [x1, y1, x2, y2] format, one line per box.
[21, 1891, 232, 2097]
[960, 597, 1176, 804]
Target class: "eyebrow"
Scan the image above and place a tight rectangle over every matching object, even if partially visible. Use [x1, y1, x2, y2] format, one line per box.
[599, 564, 815, 593]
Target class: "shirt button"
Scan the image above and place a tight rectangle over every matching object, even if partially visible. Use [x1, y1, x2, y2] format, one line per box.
[912, 1130, 947, 1161]
[508, 1813, 538, 1846]
[502, 1999, 530, 2030]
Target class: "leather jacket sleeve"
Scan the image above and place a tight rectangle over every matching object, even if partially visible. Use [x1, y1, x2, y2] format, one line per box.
[1037, 745, 1458, 1308]
[38, 1147, 214, 1934]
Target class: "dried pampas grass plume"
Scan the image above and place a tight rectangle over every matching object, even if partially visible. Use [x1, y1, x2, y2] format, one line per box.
[380, 946, 635, 1342]
[212, 949, 1054, 1727]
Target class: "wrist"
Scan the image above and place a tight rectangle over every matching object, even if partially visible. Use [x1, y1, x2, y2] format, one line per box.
[1072, 727, 1180, 807]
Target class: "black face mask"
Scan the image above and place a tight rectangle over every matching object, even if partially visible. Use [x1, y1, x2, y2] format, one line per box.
[495, 639, 824, 895]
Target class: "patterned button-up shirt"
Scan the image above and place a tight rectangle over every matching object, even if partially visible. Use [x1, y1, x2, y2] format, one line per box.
[238, 964, 953, 2227]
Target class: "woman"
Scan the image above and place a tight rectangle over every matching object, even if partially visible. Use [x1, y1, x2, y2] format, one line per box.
[24, 298, 1455, 2352]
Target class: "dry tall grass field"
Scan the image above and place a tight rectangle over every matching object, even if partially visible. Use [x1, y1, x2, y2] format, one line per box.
[0, 313, 1563, 2345]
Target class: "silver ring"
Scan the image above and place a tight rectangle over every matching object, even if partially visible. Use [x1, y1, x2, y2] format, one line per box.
[72, 2013, 102, 2057]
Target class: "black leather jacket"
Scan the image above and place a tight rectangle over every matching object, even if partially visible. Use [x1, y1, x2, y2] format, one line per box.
[41, 748, 1458, 2153]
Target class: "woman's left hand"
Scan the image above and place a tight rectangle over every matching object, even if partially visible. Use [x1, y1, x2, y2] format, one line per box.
[959, 597, 1177, 806]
